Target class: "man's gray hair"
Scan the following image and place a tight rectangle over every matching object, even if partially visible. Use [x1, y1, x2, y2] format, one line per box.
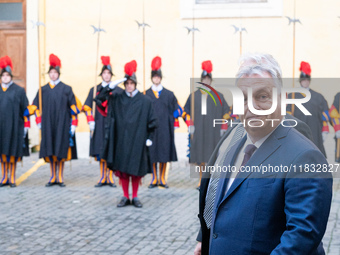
[236, 53, 283, 88]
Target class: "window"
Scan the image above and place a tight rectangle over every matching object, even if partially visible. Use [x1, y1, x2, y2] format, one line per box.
[0, 3, 23, 21]
[181, 0, 283, 19]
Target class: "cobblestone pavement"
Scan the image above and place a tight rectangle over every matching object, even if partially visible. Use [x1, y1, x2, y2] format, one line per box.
[0, 133, 199, 255]
[0, 133, 339, 255]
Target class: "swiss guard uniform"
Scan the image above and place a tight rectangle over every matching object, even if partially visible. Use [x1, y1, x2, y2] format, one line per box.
[0, 56, 30, 187]
[330, 93, 340, 162]
[83, 56, 123, 187]
[96, 60, 158, 208]
[287, 61, 330, 157]
[183, 60, 230, 188]
[145, 56, 181, 189]
[29, 54, 81, 187]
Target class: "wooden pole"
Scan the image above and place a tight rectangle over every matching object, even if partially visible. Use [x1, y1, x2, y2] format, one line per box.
[240, 30, 242, 56]
[38, 0, 42, 118]
[92, 0, 103, 131]
[190, 7, 195, 137]
[42, 0, 46, 85]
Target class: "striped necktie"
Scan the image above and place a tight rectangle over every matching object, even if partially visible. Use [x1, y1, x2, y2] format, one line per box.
[203, 125, 245, 229]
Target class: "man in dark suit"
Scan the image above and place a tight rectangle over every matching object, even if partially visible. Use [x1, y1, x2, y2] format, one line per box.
[195, 53, 332, 255]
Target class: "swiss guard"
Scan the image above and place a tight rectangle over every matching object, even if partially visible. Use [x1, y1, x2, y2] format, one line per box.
[330, 92, 340, 162]
[145, 56, 181, 189]
[29, 54, 81, 187]
[83, 56, 123, 187]
[183, 60, 230, 189]
[0, 56, 30, 187]
[287, 61, 330, 157]
[96, 60, 158, 208]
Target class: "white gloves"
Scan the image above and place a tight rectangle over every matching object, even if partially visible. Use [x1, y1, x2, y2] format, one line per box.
[24, 127, 29, 138]
[188, 125, 195, 134]
[146, 139, 153, 147]
[37, 123, 41, 129]
[89, 121, 95, 131]
[322, 132, 328, 142]
[336, 130, 340, 139]
[109, 78, 127, 89]
[70, 125, 76, 136]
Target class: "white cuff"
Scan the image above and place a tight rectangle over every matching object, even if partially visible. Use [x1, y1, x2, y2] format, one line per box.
[335, 130, 340, 139]
[70, 125, 76, 135]
[89, 121, 95, 131]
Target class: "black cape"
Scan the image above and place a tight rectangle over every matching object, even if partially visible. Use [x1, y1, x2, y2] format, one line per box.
[332, 93, 340, 112]
[145, 87, 177, 163]
[184, 89, 230, 164]
[84, 84, 123, 157]
[100, 91, 158, 176]
[332, 92, 340, 162]
[33, 82, 78, 160]
[0, 83, 29, 158]
[287, 89, 328, 156]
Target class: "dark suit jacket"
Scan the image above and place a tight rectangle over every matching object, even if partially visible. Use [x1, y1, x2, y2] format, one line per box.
[197, 122, 331, 255]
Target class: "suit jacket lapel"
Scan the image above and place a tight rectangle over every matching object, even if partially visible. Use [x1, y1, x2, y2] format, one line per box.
[219, 125, 289, 206]
[214, 135, 247, 209]
[200, 124, 241, 216]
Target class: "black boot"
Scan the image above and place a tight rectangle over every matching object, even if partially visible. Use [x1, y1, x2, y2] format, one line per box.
[132, 197, 143, 208]
[158, 183, 169, 189]
[117, 197, 131, 207]
[45, 182, 56, 187]
[0, 182, 9, 187]
[148, 183, 158, 189]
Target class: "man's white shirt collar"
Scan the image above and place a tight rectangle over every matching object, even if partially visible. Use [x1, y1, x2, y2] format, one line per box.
[102, 81, 109, 88]
[1, 80, 13, 89]
[50, 79, 60, 86]
[125, 89, 139, 98]
[225, 124, 280, 193]
[249, 122, 282, 150]
[151, 84, 163, 92]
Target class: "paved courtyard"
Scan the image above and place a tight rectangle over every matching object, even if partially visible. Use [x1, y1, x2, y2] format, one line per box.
[0, 133, 339, 255]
